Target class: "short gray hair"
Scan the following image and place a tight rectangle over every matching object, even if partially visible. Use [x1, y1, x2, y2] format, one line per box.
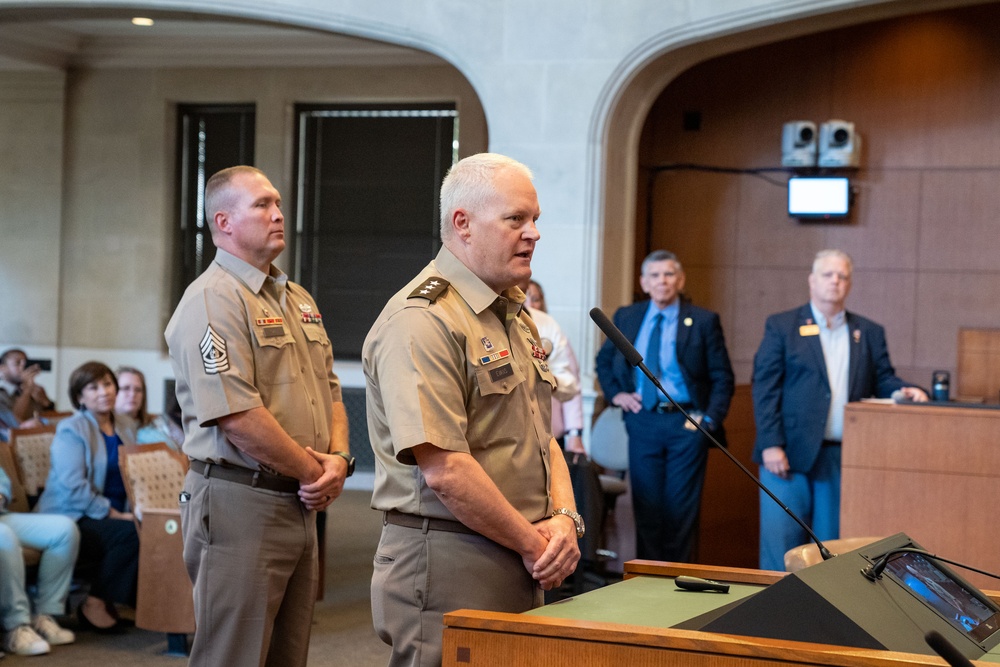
[641, 249, 682, 275]
[811, 249, 853, 275]
[204, 165, 268, 238]
[439, 153, 533, 240]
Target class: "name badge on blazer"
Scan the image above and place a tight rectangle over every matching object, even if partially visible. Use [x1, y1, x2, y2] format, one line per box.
[799, 324, 820, 336]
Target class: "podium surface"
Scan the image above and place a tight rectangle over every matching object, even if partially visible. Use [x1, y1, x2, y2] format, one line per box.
[443, 562, 1000, 666]
[842, 401, 1000, 590]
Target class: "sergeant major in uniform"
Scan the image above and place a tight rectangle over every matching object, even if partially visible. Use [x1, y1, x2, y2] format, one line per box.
[165, 165, 352, 667]
[364, 153, 581, 667]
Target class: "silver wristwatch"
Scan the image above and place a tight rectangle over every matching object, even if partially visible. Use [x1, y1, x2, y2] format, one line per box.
[552, 507, 585, 539]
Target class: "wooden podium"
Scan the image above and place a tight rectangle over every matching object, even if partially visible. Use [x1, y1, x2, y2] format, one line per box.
[442, 561, 1000, 666]
[842, 401, 1000, 590]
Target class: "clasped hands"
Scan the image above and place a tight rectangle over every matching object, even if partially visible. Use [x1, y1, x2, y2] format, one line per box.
[298, 447, 348, 511]
[523, 513, 580, 590]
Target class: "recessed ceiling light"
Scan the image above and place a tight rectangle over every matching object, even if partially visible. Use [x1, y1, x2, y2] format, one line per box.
[131, 17, 154, 27]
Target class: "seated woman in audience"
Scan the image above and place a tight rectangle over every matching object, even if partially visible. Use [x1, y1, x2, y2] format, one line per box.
[35, 362, 139, 633]
[114, 367, 183, 448]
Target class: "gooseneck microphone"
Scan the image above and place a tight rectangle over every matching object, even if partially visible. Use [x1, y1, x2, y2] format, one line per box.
[590, 307, 834, 562]
[925, 631, 975, 667]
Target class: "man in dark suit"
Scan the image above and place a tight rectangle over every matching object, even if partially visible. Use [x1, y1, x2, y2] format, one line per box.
[752, 249, 927, 571]
[596, 250, 734, 562]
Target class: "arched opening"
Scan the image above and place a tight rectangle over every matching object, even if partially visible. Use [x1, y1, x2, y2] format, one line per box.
[593, 0, 1000, 568]
[0, 5, 488, 417]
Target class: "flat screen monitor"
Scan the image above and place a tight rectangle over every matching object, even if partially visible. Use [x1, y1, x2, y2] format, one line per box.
[788, 176, 850, 219]
[880, 547, 1000, 649]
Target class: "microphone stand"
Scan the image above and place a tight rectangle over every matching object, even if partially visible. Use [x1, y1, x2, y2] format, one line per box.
[590, 307, 834, 563]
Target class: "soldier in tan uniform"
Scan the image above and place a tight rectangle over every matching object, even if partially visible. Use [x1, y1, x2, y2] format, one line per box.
[165, 166, 352, 667]
[364, 153, 582, 667]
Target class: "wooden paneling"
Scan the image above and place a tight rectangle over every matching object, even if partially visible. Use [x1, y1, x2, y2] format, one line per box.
[841, 402, 1000, 590]
[958, 328, 1000, 401]
[697, 384, 758, 569]
[640, 3, 1000, 385]
[443, 562, 986, 667]
[915, 274, 1000, 373]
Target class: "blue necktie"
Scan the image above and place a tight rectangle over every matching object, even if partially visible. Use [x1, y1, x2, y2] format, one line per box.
[642, 314, 663, 410]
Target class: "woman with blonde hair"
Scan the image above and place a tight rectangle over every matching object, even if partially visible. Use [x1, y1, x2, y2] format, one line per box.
[114, 367, 183, 448]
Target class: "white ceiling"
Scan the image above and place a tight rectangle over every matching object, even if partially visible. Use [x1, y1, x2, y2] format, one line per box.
[0, 11, 443, 71]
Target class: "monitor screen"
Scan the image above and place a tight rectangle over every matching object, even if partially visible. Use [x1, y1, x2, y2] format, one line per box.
[883, 550, 1000, 646]
[788, 176, 850, 219]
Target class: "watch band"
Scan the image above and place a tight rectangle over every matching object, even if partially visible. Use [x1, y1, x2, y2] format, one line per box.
[552, 507, 585, 539]
[331, 451, 356, 477]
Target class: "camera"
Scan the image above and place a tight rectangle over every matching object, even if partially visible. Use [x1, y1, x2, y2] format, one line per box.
[25, 358, 52, 372]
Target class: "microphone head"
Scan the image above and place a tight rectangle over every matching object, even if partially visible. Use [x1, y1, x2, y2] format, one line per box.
[925, 630, 975, 667]
[590, 307, 643, 367]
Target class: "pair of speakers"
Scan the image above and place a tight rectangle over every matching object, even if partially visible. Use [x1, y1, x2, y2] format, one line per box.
[782, 120, 861, 168]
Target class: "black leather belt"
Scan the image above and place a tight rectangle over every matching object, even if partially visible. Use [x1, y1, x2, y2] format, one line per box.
[821, 439, 842, 447]
[651, 402, 694, 414]
[384, 510, 480, 537]
[190, 459, 299, 494]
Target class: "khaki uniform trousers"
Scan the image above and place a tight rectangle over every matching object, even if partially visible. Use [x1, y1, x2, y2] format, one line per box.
[181, 470, 318, 667]
[372, 519, 542, 667]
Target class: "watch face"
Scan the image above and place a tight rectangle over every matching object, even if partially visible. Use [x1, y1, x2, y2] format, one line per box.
[334, 451, 355, 477]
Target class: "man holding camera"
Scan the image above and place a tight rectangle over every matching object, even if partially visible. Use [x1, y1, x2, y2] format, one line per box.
[0, 349, 54, 426]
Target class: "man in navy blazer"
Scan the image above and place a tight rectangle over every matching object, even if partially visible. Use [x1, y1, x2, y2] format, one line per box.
[752, 249, 927, 570]
[596, 250, 734, 562]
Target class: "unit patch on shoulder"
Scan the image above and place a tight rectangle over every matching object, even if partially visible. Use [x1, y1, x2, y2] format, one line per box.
[200, 325, 230, 374]
[408, 277, 450, 302]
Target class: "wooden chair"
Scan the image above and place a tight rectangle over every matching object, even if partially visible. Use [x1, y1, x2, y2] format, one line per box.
[9, 425, 56, 506]
[0, 441, 41, 567]
[118, 442, 195, 654]
[39, 410, 74, 426]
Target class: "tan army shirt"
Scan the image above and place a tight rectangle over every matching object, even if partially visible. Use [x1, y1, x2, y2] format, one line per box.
[364, 246, 557, 523]
[165, 249, 341, 471]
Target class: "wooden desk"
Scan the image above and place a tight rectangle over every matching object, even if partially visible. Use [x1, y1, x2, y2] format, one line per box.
[842, 401, 1000, 590]
[443, 562, 1000, 666]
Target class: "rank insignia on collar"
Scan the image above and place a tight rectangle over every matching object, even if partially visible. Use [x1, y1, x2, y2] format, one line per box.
[408, 277, 450, 302]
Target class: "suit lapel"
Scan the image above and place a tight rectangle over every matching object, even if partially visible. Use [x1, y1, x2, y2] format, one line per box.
[622, 301, 647, 344]
[676, 302, 691, 358]
[799, 304, 829, 386]
[618, 302, 647, 393]
[846, 312, 862, 399]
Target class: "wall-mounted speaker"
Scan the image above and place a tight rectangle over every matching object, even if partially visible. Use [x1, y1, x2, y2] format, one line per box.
[818, 120, 861, 168]
[781, 121, 818, 167]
